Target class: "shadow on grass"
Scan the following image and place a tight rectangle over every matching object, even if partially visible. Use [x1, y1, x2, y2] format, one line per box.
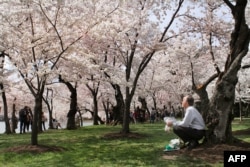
[101, 132, 149, 140]
[233, 128, 250, 135]
[4, 144, 66, 154]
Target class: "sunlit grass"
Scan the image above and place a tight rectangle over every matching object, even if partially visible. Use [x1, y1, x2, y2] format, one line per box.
[232, 118, 250, 131]
[0, 118, 249, 167]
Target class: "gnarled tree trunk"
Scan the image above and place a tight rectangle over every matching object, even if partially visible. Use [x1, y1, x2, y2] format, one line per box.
[59, 75, 77, 130]
[111, 84, 124, 125]
[86, 75, 102, 125]
[0, 52, 11, 134]
[207, 0, 250, 143]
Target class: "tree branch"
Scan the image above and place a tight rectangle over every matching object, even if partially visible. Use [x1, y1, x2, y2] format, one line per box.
[223, 0, 235, 10]
[242, 64, 250, 69]
[159, 0, 184, 42]
[39, 3, 64, 51]
[209, 32, 221, 74]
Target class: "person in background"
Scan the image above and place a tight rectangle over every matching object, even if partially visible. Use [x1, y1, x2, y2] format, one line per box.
[19, 106, 28, 134]
[52, 118, 62, 129]
[26, 107, 33, 132]
[41, 112, 47, 131]
[166, 95, 206, 150]
[150, 107, 156, 123]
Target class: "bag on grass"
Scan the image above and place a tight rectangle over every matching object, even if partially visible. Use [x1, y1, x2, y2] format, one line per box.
[164, 138, 180, 152]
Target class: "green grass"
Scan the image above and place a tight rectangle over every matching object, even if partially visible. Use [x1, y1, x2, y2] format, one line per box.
[232, 118, 250, 143]
[0, 119, 250, 167]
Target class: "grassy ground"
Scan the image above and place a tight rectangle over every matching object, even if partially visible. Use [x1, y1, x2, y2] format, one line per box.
[0, 119, 250, 167]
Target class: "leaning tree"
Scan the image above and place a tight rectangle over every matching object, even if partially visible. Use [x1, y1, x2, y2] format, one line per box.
[163, 0, 249, 143]
[207, 0, 250, 143]
[190, 0, 250, 143]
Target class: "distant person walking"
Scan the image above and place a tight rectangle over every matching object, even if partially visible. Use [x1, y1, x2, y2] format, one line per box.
[19, 106, 28, 134]
[26, 107, 33, 132]
[150, 107, 156, 123]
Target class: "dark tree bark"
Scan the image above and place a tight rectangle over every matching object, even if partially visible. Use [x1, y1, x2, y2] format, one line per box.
[43, 88, 54, 129]
[192, 74, 218, 143]
[102, 99, 111, 124]
[92, 90, 99, 125]
[76, 108, 83, 127]
[1, 83, 11, 134]
[152, 92, 157, 112]
[84, 108, 104, 124]
[59, 75, 77, 130]
[0, 52, 11, 134]
[32, 92, 44, 145]
[86, 75, 102, 125]
[138, 96, 149, 122]
[103, 72, 124, 125]
[11, 98, 18, 133]
[111, 84, 124, 125]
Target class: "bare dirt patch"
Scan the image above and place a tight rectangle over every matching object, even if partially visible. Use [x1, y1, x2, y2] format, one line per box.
[163, 128, 250, 163]
[163, 141, 250, 163]
[102, 132, 147, 139]
[5, 145, 66, 154]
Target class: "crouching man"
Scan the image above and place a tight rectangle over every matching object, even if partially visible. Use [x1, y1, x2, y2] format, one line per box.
[167, 95, 206, 150]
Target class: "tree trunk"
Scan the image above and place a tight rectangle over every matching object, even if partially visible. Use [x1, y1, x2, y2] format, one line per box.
[193, 85, 210, 120]
[58, 75, 78, 130]
[152, 92, 157, 112]
[208, 76, 236, 143]
[138, 96, 149, 122]
[76, 109, 83, 127]
[48, 108, 54, 129]
[122, 87, 131, 133]
[31, 94, 43, 145]
[93, 93, 99, 125]
[102, 100, 110, 124]
[43, 88, 54, 129]
[11, 98, 18, 133]
[66, 88, 77, 129]
[111, 84, 124, 125]
[85, 75, 101, 125]
[239, 97, 242, 121]
[1, 83, 11, 134]
[206, 0, 250, 143]
[0, 52, 11, 134]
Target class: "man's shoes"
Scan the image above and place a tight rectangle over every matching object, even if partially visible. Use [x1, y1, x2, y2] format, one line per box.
[187, 141, 199, 150]
[180, 142, 188, 149]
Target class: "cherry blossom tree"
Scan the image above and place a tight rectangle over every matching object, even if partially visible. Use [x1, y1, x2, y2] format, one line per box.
[175, 0, 250, 143]
[0, 0, 92, 145]
[138, 51, 189, 113]
[136, 0, 250, 143]
[84, 0, 185, 133]
[206, 0, 250, 143]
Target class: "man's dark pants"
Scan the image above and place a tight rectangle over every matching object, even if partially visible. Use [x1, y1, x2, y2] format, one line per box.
[173, 126, 205, 144]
